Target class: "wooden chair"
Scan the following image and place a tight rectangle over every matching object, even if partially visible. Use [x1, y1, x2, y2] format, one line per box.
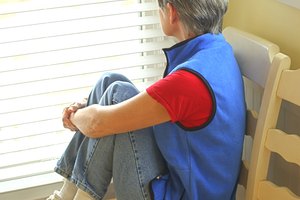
[223, 27, 299, 200]
[259, 67, 300, 200]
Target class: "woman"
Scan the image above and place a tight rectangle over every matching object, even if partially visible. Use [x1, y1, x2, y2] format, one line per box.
[48, 0, 245, 199]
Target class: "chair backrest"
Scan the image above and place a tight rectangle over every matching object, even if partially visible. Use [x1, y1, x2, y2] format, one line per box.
[223, 27, 295, 200]
[254, 68, 300, 200]
[223, 27, 280, 89]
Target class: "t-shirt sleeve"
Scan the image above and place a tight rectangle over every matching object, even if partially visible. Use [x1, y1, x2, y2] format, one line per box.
[146, 69, 213, 128]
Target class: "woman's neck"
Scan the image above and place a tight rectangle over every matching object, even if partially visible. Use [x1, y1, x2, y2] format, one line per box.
[173, 23, 197, 42]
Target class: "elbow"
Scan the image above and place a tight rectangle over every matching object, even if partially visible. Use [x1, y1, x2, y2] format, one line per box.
[86, 117, 103, 138]
[81, 124, 102, 138]
[84, 127, 98, 138]
[87, 127, 111, 139]
[86, 111, 110, 138]
[79, 104, 113, 138]
[87, 106, 101, 138]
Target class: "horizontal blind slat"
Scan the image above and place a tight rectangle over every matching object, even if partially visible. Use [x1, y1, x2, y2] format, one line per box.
[0, 54, 165, 88]
[0, 0, 121, 14]
[0, 58, 167, 101]
[0, 1, 158, 28]
[0, 29, 164, 58]
[0, 40, 171, 73]
[0, 160, 58, 182]
[0, 16, 160, 44]
[0, 67, 164, 125]
[0, 143, 69, 168]
[0, 130, 71, 155]
[0, 173, 62, 193]
[0, 119, 68, 141]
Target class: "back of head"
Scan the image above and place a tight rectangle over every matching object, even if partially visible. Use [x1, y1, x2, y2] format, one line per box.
[158, 0, 228, 35]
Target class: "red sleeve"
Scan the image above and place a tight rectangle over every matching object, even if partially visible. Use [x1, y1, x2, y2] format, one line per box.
[146, 69, 213, 129]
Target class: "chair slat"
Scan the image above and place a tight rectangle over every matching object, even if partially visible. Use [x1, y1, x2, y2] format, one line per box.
[258, 181, 300, 200]
[246, 110, 258, 138]
[265, 129, 300, 166]
[238, 161, 249, 188]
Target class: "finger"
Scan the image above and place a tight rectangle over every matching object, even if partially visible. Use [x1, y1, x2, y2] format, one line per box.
[62, 109, 73, 128]
[62, 104, 80, 131]
[67, 122, 79, 131]
[62, 106, 69, 113]
[63, 119, 78, 131]
[62, 110, 71, 123]
[70, 126, 79, 132]
[68, 105, 80, 112]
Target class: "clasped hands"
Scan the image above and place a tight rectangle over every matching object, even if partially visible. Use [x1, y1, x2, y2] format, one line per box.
[62, 98, 87, 132]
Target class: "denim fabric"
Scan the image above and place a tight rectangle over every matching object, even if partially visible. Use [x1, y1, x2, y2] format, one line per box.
[55, 72, 167, 200]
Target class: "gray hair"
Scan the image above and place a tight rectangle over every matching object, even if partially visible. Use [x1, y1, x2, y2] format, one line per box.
[158, 0, 228, 34]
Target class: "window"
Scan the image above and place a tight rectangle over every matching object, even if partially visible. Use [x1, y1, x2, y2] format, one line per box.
[0, 0, 173, 199]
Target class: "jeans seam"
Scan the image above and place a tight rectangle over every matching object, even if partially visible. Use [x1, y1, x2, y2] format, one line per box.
[79, 139, 106, 200]
[82, 139, 100, 176]
[129, 132, 148, 200]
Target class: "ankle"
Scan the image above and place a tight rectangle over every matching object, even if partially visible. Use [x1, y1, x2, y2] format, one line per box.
[73, 189, 94, 200]
[58, 179, 77, 200]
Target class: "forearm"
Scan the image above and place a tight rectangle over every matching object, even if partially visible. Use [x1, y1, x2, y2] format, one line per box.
[70, 104, 102, 137]
[70, 92, 170, 138]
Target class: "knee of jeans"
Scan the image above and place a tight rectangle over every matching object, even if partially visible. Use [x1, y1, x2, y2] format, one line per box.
[94, 72, 129, 90]
[102, 72, 129, 83]
[108, 81, 139, 103]
[101, 72, 122, 80]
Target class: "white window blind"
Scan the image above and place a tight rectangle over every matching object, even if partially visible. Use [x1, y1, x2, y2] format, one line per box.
[0, 0, 174, 198]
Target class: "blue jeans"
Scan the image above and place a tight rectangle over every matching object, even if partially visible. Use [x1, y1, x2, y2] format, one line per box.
[55, 72, 167, 200]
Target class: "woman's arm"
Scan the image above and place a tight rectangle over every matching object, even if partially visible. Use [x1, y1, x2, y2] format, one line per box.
[70, 91, 170, 138]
